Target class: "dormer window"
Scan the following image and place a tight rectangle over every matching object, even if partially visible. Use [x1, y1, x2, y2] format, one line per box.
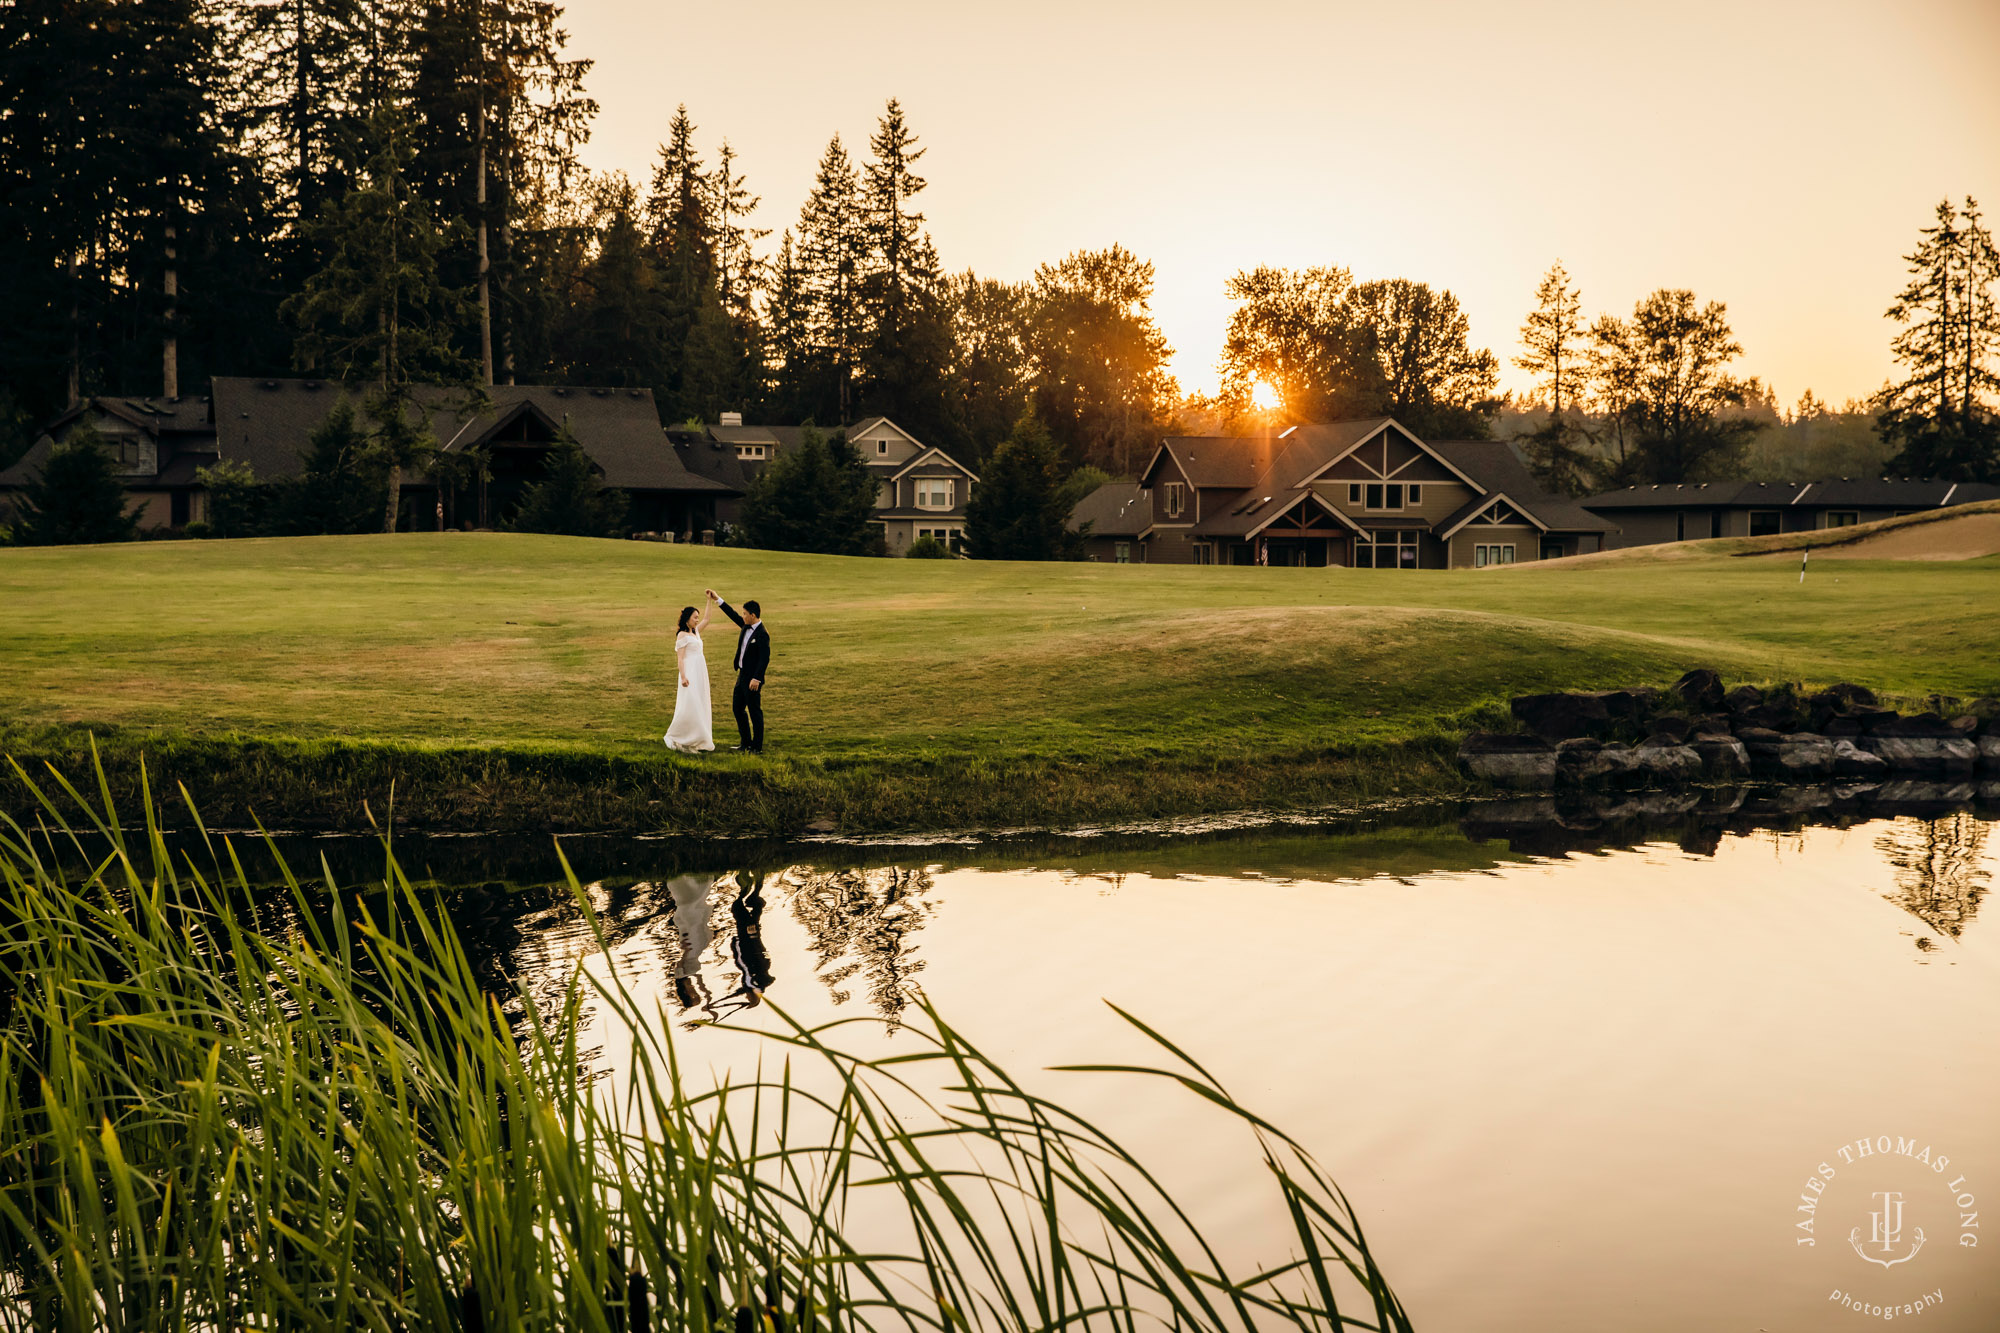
[736, 444, 766, 460]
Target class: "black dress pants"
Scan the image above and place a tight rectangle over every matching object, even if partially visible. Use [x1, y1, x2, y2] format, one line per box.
[731, 677, 764, 750]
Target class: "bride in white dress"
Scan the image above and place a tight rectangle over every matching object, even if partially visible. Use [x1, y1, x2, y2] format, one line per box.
[663, 593, 717, 753]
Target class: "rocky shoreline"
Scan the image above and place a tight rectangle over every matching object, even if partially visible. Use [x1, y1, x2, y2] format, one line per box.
[1458, 669, 2000, 791]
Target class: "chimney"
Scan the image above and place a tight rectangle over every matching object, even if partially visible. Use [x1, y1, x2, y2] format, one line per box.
[719, 411, 743, 427]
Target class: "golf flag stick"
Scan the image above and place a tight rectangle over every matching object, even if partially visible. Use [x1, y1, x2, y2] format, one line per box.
[1799, 548, 1809, 584]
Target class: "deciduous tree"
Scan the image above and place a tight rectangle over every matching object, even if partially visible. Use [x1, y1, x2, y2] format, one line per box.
[1589, 289, 1755, 484]
[1513, 261, 1598, 494]
[1028, 245, 1176, 474]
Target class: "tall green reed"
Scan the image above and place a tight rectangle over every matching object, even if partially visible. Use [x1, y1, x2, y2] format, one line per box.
[0, 749, 1412, 1331]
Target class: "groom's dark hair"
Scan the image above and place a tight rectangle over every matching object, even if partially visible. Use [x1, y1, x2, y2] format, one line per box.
[677, 606, 697, 632]
[743, 600, 761, 617]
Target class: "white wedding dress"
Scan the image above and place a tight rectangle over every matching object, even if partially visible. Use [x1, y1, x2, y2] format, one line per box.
[663, 630, 715, 753]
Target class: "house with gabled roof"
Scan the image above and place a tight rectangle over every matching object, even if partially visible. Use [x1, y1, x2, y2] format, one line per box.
[1122, 417, 1613, 567]
[673, 413, 980, 554]
[0, 378, 740, 535]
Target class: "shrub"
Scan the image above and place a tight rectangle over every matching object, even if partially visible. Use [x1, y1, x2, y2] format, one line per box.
[509, 427, 628, 537]
[906, 535, 952, 559]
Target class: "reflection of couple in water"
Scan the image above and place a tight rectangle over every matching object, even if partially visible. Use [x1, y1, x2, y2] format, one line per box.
[670, 870, 775, 1026]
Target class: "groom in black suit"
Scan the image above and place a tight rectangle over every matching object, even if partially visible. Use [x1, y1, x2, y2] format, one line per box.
[709, 589, 770, 752]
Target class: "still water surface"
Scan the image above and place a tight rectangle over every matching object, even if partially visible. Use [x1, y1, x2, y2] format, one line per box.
[258, 791, 2000, 1330]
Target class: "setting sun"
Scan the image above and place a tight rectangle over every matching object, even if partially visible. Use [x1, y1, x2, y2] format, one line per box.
[1250, 378, 1282, 412]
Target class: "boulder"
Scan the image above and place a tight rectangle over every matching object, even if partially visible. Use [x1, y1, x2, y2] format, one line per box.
[1977, 735, 2000, 772]
[1645, 715, 1693, 743]
[1870, 712, 1956, 738]
[1672, 668, 1726, 712]
[1822, 715, 1863, 738]
[1740, 729, 1836, 780]
[1555, 737, 1642, 787]
[1632, 740, 1703, 785]
[1855, 708, 1905, 734]
[1948, 715, 1980, 737]
[1823, 682, 1879, 709]
[1967, 696, 2000, 728]
[1512, 692, 1611, 740]
[1737, 703, 1802, 733]
[1511, 690, 1651, 740]
[1458, 733, 1557, 789]
[1690, 735, 1751, 780]
[1831, 739, 1891, 779]
[1724, 684, 1766, 713]
[1857, 731, 1978, 777]
[1690, 714, 1735, 739]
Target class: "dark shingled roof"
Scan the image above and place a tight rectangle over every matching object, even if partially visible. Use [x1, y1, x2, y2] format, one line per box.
[0, 394, 216, 487]
[1579, 478, 2000, 511]
[206, 378, 734, 493]
[1429, 440, 1615, 533]
[1068, 481, 1150, 536]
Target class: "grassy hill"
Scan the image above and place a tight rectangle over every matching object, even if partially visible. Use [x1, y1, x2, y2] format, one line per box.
[2, 531, 1994, 833]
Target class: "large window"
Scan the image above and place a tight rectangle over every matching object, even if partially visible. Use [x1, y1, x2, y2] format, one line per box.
[1361, 483, 1413, 511]
[1475, 543, 1516, 567]
[1359, 530, 1420, 568]
[1749, 510, 1780, 536]
[1114, 542, 1131, 563]
[1827, 511, 1858, 528]
[915, 478, 955, 509]
[1191, 541, 1214, 565]
[1164, 481, 1186, 517]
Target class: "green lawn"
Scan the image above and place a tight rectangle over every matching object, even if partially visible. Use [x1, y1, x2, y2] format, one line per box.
[1, 533, 1993, 830]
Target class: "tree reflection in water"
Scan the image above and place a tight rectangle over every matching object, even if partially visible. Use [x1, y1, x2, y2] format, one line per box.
[1875, 812, 1990, 951]
[782, 865, 938, 1027]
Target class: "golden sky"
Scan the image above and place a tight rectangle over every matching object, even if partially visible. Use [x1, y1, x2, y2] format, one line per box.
[565, 0, 2000, 410]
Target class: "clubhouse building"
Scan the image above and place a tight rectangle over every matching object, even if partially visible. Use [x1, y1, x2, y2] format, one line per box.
[1079, 417, 1613, 567]
[1578, 478, 2000, 546]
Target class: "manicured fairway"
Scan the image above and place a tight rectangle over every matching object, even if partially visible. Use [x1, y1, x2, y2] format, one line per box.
[3, 531, 1994, 770]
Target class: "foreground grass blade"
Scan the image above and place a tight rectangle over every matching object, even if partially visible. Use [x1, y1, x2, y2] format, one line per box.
[0, 753, 1412, 1331]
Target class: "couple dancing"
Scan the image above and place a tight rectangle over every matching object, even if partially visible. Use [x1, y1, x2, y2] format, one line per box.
[663, 588, 771, 754]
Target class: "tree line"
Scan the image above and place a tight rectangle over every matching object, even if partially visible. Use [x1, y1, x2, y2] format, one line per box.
[2, 1, 1993, 547]
[0, 0, 1181, 482]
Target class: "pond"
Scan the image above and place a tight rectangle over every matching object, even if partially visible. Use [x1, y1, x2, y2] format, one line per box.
[146, 784, 2000, 1330]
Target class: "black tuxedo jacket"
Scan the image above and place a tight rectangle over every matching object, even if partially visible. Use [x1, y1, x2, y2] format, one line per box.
[719, 602, 771, 682]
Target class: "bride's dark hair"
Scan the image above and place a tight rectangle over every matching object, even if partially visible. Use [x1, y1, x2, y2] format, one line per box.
[677, 605, 698, 633]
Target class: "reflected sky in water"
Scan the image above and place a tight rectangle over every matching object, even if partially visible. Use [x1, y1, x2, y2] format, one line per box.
[61, 792, 2000, 1331]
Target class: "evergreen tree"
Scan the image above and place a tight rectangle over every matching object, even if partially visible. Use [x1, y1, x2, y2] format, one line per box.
[1028, 246, 1177, 473]
[14, 423, 140, 546]
[710, 139, 767, 316]
[855, 100, 951, 435]
[1875, 197, 2000, 481]
[964, 415, 1082, 561]
[763, 229, 814, 417]
[267, 397, 388, 534]
[400, 0, 596, 386]
[1513, 262, 1598, 494]
[737, 426, 883, 555]
[568, 177, 666, 386]
[508, 427, 626, 536]
[1589, 289, 1756, 484]
[791, 135, 866, 422]
[285, 107, 473, 529]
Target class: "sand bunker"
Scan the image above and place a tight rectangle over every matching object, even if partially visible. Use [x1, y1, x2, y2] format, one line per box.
[1786, 510, 2000, 561]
